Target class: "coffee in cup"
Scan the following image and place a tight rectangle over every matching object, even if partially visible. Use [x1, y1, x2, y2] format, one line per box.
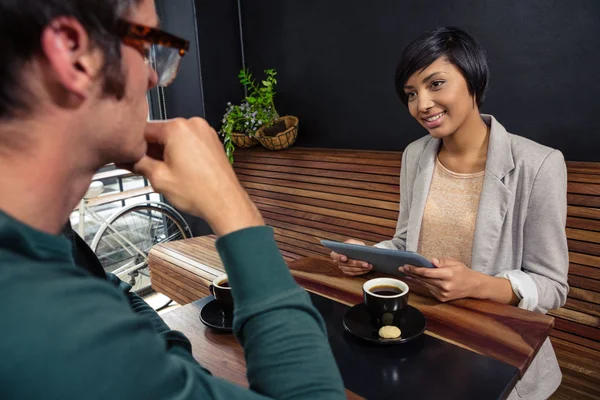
[209, 274, 234, 317]
[363, 277, 409, 327]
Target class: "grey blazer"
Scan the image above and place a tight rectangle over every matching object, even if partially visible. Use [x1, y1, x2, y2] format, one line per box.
[378, 115, 569, 399]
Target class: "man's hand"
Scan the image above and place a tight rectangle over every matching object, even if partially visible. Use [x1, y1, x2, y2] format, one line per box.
[130, 118, 264, 236]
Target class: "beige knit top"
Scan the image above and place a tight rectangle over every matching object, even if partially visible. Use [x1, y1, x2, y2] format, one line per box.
[417, 158, 485, 268]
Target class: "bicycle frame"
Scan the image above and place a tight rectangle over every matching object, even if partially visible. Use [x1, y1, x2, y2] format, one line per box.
[78, 199, 147, 267]
[87, 200, 188, 277]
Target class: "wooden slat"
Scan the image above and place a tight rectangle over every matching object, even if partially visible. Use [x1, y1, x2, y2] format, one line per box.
[568, 239, 600, 258]
[151, 272, 197, 304]
[551, 344, 600, 400]
[554, 318, 600, 342]
[151, 256, 214, 291]
[567, 217, 600, 232]
[272, 226, 338, 248]
[237, 174, 399, 201]
[568, 194, 600, 208]
[265, 217, 379, 246]
[237, 146, 403, 159]
[550, 329, 600, 352]
[151, 267, 207, 300]
[552, 336, 600, 366]
[235, 155, 400, 176]
[274, 236, 329, 259]
[569, 287, 600, 304]
[256, 202, 396, 237]
[87, 186, 154, 207]
[568, 275, 600, 293]
[551, 384, 600, 400]
[262, 211, 389, 243]
[564, 298, 600, 318]
[569, 252, 600, 268]
[568, 173, 600, 184]
[567, 162, 600, 175]
[568, 182, 600, 196]
[569, 263, 600, 280]
[567, 206, 600, 221]
[242, 182, 399, 212]
[246, 188, 398, 221]
[235, 162, 399, 185]
[275, 240, 330, 261]
[567, 228, 600, 244]
[250, 195, 397, 229]
[549, 308, 600, 328]
[235, 149, 402, 167]
[236, 167, 399, 194]
[153, 282, 191, 306]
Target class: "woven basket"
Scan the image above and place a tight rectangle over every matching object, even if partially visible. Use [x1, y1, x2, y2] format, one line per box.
[255, 116, 299, 151]
[230, 132, 259, 148]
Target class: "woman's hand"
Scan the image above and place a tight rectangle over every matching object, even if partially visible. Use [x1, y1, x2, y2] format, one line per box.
[400, 258, 483, 302]
[330, 239, 373, 276]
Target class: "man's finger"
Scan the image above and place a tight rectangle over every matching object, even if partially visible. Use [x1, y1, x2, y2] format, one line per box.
[144, 121, 172, 145]
[132, 155, 163, 179]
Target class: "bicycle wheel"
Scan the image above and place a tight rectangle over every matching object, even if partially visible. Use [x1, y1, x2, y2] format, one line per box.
[90, 202, 191, 304]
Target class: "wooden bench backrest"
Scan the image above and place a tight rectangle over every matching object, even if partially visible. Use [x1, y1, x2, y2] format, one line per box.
[233, 147, 600, 355]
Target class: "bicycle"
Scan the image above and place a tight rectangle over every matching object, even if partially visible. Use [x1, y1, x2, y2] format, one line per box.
[75, 180, 192, 307]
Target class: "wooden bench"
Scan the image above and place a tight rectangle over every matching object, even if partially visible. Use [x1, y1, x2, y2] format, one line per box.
[149, 147, 600, 399]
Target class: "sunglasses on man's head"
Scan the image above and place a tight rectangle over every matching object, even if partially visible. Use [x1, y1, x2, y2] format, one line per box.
[117, 20, 190, 87]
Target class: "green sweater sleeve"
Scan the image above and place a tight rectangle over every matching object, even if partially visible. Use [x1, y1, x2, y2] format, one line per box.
[216, 226, 346, 399]
[1, 226, 345, 400]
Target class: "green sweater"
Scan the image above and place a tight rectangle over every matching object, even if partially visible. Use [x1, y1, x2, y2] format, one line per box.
[0, 211, 345, 399]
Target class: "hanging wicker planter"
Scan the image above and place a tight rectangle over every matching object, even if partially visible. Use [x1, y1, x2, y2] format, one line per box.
[230, 132, 259, 148]
[255, 116, 299, 151]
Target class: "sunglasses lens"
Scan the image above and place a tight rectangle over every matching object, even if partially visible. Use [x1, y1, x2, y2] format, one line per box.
[149, 44, 184, 87]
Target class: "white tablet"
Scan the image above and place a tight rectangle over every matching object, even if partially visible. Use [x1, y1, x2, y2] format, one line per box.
[321, 240, 435, 276]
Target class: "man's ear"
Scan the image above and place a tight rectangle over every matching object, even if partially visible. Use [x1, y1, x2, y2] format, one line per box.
[40, 17, 105, 100]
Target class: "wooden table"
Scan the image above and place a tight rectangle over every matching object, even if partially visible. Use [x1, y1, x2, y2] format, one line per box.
[155, 237, 555, 399]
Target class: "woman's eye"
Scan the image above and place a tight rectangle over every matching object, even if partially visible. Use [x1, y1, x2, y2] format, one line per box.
[406, 92, 416, 101]
[431, 80, 445, 89]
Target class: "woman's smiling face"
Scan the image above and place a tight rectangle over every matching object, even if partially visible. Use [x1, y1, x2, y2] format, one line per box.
[403, 57, 478, 139]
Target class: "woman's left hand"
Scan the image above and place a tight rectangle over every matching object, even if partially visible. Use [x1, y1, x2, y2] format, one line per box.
[400, 258, 484, 302]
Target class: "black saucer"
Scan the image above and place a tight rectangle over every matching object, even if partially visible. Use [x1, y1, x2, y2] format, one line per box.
[199, 299, 233, 332]
[343, 303, 426, 345]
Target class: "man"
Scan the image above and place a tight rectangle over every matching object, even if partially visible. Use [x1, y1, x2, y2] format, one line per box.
[0, 0, 345, 398]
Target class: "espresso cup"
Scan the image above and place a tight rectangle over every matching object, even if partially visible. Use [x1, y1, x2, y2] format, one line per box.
[363, 277, 409, 327]
[209, 274, 234, 317]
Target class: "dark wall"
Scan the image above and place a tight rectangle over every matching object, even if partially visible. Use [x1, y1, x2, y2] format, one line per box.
[194, 0, 245, 128]
[240, 0, 600, 161]
[155, 0, 213, 236]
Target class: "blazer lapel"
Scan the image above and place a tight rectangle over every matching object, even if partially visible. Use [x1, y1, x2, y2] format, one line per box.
[406, 138, 439, 252]
[471, 115, 515, 272]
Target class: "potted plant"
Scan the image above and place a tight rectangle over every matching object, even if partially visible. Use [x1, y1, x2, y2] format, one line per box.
[220, 69, 299, 163]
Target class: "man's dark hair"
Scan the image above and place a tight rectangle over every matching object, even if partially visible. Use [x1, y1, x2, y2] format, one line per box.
[395, 27, 490, 108]
[0, 0, 140, 119]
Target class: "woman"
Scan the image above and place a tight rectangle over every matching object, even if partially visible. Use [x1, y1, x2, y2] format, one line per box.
[330, 27, 569, 400]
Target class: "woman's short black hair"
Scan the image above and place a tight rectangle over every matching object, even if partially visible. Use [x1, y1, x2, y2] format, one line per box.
[395, 27, 490, 108]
